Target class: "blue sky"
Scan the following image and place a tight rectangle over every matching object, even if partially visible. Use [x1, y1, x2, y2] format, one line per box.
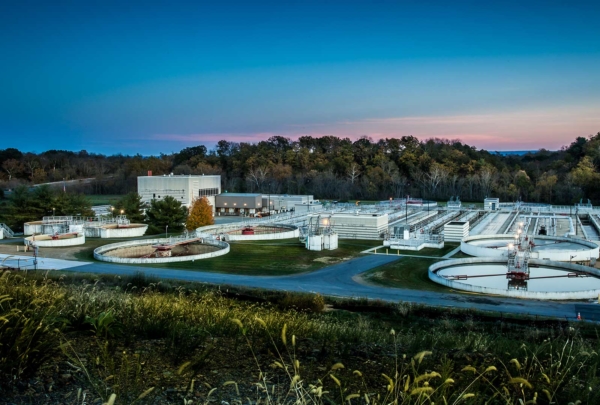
[1, 0, 599, 154]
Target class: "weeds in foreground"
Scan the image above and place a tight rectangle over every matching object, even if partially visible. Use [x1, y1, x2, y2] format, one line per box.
[210, 320, 600, 405]
[0, 270, 599, 404]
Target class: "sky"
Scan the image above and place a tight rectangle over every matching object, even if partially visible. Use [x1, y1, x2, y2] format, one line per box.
[1, 0, 599, 155]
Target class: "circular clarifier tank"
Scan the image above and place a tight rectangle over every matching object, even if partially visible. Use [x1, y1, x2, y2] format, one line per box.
[429, 258, 600, 299]
[461, 234, 599, 262]
[94, 237, 229, 264]
[200, 224, 299, 241]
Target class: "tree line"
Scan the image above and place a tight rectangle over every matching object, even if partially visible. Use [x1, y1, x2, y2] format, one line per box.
[2, 132, 600, 205]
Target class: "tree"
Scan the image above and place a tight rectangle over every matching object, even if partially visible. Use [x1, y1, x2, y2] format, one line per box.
[347, 163, 361, 184]
[145, 196, 188, 234]
[2, 159, 23, 181]
[114, 192, 146, 223]
[53, 192, 94, 216]
[186, 197, 214, 230]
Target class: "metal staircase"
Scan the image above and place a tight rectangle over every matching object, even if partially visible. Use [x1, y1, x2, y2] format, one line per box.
[0, 223, 14, 238]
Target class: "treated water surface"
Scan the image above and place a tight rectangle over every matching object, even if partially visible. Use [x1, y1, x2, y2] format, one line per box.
[437, 264, 600, 292]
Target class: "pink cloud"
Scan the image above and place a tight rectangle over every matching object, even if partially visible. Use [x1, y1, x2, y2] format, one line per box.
[152, 104, 600, 151]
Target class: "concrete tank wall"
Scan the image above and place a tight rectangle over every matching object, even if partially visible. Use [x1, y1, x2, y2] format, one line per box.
[94, 238, 229, 264]
[225, 228, 299, 241]
[429, 257, 600, 300]
[461, 234, 599, 262]
[100, 224, 148, 238]
[199, 224, 298, 241]
[24, 234, 86, 247]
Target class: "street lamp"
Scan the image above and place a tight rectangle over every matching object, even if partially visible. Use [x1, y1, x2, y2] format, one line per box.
[110, 206, 114, 216]
[120, 209, 124, 215]
[166, 225, 168, 239]
[52, 207, 55, 217]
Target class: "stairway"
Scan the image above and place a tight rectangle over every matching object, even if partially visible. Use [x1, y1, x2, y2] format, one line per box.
[0, 223, 15, 238]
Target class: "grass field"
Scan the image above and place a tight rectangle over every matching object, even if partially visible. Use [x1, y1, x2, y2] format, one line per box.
[75, 238, 382, 276]
[363, 255, 455, 293]
[86, 194, 124, 206]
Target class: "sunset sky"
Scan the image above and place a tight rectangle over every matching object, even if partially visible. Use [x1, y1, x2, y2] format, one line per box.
[1, 0, 599, 154]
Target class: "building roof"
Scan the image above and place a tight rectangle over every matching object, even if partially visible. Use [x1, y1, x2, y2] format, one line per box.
[216, 193, 261, 197]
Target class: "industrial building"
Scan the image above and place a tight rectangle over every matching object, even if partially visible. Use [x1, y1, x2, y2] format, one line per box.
[443, 221, 469, 242]
[214, 193, 315, 216]
[263, 194, 314, 211]
[484, 198, 500, 211]
[307, 212, 388, 239]
[215, 193, 262, 215]
[137, 174, 221, 209]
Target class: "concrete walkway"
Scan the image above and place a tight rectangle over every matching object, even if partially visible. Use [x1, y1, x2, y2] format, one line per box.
[443, 246, 462, 258]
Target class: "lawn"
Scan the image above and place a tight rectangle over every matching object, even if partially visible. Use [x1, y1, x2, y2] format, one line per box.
[75, 238, 382, 276]
[86, 194, 124, 206]
[362, 255, 455, 293]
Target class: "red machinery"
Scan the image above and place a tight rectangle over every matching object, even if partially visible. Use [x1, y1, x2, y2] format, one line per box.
[241, 227, 255, 235]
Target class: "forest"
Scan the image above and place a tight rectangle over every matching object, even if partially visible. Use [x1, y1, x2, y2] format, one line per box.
[1, 132, 600, 205]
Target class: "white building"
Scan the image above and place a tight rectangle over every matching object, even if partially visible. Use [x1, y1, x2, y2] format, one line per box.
[484, 198, 500, 211]
[443, 221, 470, 242]
[308, 212, 388, 239]
[262, 194, 314, 212]
[137, 174, 221, 210]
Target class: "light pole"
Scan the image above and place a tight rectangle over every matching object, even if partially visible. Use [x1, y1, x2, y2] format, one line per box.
[110, 206, 114, 217]
[52, 207, 55, 217]
[166, 225, 168, 239]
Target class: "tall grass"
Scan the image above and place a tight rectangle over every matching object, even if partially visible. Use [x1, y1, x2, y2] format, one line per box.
[0, 269, 599, 404]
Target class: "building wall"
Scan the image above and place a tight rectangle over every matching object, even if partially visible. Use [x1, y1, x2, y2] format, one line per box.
[263, 195, 314, 211]
[309, 213, 388, 239]
[137, 175, 221, 209]
[484, 198, 500, 211]
[443, 222, 470, 242]
[215, 194, 262, 209]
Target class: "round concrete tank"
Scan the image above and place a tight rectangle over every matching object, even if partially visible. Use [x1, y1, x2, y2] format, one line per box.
[24, 233, 85, 247]
[461, 234, 599, 263]
[94, 237, 229, 264]
[199, 224, 299, 241]
[429, 257, 600, 300]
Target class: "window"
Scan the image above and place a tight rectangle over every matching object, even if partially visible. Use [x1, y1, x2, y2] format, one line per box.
[199, 188, 219, 197]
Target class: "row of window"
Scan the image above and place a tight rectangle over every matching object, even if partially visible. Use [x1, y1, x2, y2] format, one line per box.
[153, 193, 184, 199]
[199, 188, 219, 197]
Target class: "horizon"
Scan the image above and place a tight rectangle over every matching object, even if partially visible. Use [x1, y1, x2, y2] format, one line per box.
[1, 1, 599, 154]
[0, 141, 557, 157]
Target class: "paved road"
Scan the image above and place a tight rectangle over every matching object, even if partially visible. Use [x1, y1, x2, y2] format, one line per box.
[53, 254, 600, 322]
